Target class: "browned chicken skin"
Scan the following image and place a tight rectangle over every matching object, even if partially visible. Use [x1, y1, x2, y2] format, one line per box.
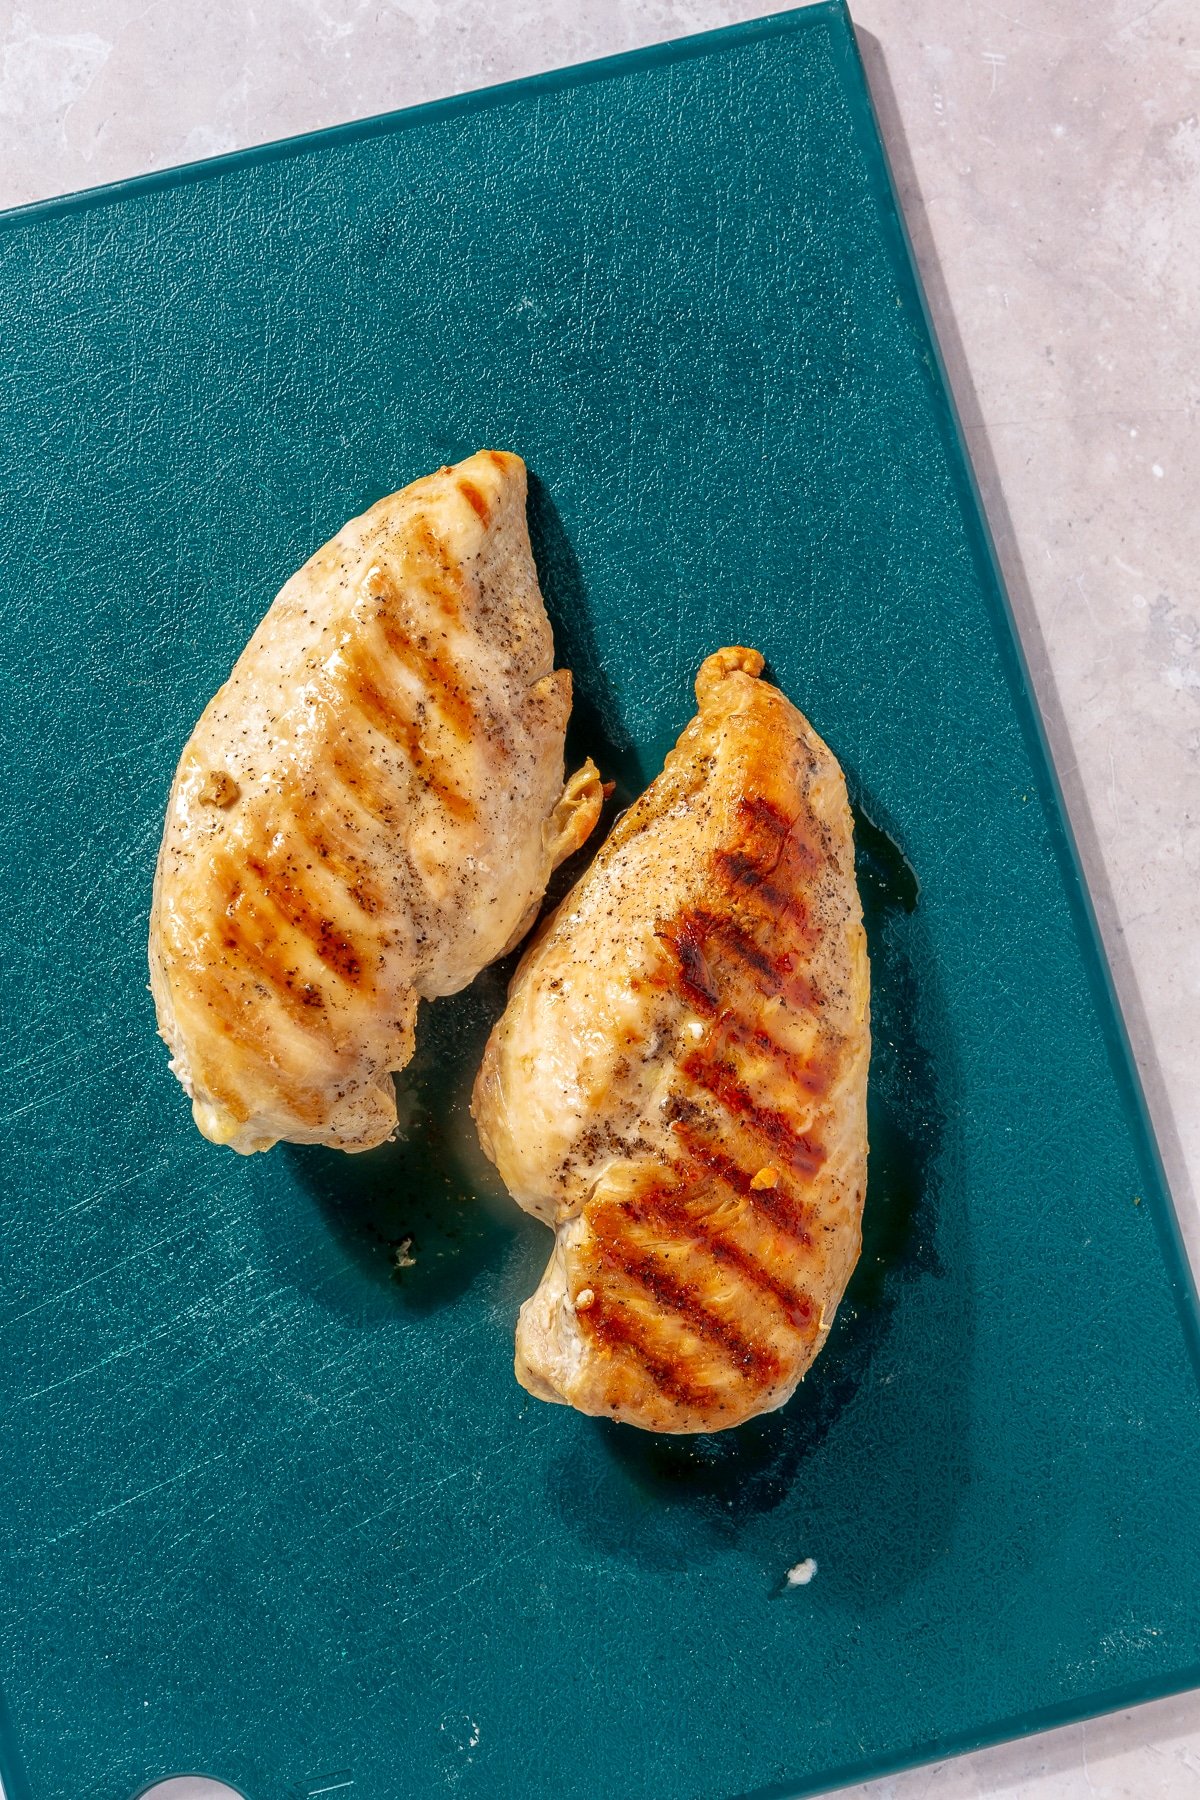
[149, 451, 602, 1154]
[472, 648, 869, 1433]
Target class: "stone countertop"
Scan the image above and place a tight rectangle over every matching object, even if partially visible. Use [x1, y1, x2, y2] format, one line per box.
[3, 3, 1196, 1797]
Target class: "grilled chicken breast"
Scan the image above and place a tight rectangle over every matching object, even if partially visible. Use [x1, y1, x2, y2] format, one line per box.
[472, 647, 869, 1433]
[150, 450, 602, 1155]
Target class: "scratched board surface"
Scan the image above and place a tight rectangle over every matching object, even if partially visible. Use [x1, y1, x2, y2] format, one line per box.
[2, 6, 1200, 1799]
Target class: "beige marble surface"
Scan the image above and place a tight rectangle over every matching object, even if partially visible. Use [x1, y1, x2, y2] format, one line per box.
[2, 1, 1196, 1796]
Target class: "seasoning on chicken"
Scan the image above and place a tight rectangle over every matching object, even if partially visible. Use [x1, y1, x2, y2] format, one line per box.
[150, 451, 602, 1154]
[472, 648, 869, 1433]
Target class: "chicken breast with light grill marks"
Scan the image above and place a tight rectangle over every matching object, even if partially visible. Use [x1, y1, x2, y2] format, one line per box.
[150, 450, 602, 1155]
[472, 647, 869, 1433]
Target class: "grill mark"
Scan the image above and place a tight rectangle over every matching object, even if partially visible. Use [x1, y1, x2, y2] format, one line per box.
[197, 1009, 327, 1126]
[714, 848, 794, 913]
[628, 1182, 816, 1331]
[325, 744, 400, 832]
[191, 1062, 251, 1125]
[675, 907, 779, 988]
[719, 848, 773, 889]
[738, 790, 826, 871]
[591, 1219, 779, 1379]
[739, 793, 794, 837]
[342, 643, 404, 739]
[682, 1048, 826, 1174]
[458, 477, 489, 521]
[655, 917, 719, 1013]
[705, 1012, 835, 1106]
[244, 854, 368, 988]
[375, 614, 477, 741]
[190, 891, 329, 1124]
[580, 1298, 722, 1413]
[721, 790, 827, 904]
[777, 826, 826, 882]
[281, 792, 387, 918]
[342, 639, 475, 823]
[715, 844, 818, 934]
[173, 1010, 258, 1123]
[213, 901, 330, 1026]
[728, 793, 792, 877]
[669, 1118, 813, 1244]
[412, 518, 462, 617]
[706, 1234, 816, 1331]
[709, 931, 818, 1015]
[418, 761, 475, 823]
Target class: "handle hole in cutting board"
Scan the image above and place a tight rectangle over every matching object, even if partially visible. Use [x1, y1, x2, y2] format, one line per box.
[134, 1780, 247, 1800]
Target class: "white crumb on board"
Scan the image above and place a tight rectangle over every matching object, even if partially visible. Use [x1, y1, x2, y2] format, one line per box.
[786, 1558, 817, 1587]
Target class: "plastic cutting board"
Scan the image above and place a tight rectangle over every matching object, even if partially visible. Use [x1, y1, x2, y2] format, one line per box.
[2, 5, 1200, 1797]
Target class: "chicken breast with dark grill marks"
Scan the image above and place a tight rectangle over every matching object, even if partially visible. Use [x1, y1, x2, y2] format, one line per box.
[472, 647, 869, 1433]
[150, 450, 602, 1155]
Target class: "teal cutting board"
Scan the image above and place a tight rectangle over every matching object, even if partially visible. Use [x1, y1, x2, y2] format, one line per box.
[2, 6, 1199, 1798]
